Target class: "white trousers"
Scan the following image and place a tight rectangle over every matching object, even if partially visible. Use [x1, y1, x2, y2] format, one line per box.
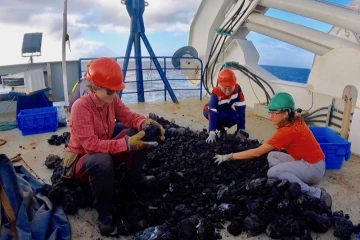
[267, 151, 325, 198]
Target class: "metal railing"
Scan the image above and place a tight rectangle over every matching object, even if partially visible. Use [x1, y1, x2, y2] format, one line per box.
[77, 56, 204, 103]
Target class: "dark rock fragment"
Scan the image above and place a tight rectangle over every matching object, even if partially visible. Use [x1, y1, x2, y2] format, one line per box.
[216, 184, 228, 201]
[333, 211, 356, 240]
[277, 179, 290, 191]
[227, 221, 242, 236]
[246, 177, 267, 194]
[44, 154, 62, 169]
[285, 182, 302, 199]
[142, 123, 161, 142]
[303, 210, 331, 233]
[243, 214, 264, 236]
[63, 194, 77, 214]
[217, 203, 238, 220]
[47, 132, 70, 147]
[133, 223, 174, 240]
[266, 220, 283, 238]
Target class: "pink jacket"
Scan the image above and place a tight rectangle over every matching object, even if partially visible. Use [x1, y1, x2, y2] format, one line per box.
[66, 92, 145, 155]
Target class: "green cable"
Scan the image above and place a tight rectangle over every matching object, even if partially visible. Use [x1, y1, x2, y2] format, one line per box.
[216, 29, 231, 35]
[223, 61, 240, 68]
[0, 121, 17, 131]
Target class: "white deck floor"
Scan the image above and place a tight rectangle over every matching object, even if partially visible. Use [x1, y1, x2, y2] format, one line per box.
[1, 98, 359, 239]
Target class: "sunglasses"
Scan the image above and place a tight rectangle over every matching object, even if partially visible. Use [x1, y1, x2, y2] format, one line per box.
[101, 88, 118, 95]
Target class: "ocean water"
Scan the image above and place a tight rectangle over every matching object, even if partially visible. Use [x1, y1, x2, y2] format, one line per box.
[261, 65, 310, 84]
[120, 64, 311, 104]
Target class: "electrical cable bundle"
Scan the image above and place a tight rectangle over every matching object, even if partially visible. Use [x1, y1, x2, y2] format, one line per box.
[301, 106, 328, 125]
[201, 1, 274, 104]
[223, 62, 275, 104]
[202, 0, 248, 94]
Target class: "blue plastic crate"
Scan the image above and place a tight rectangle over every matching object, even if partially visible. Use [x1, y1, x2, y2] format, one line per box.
[17, 107, 57, 136]
[309, 126, 351, 170]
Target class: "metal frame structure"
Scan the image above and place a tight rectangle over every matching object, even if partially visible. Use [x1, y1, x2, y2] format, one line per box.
[78, 56, 204, 102]
[62, 0, 69, 106]
[189, 0, 360, 155]
[120, 0, 179, 103]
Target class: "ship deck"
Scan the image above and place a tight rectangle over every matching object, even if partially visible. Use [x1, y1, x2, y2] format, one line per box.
[1, 97, 359, 239]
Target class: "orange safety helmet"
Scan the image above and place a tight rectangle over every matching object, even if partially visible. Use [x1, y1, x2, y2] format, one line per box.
[86, 57, 125, 91]
[217, 68, 236, 87]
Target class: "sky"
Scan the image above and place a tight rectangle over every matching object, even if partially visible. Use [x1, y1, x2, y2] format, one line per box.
[0, 0, 354, 68]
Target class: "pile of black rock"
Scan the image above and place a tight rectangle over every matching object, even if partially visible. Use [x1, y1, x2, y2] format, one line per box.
[47, 132, 70, 147]
[42, 113, 359, 239]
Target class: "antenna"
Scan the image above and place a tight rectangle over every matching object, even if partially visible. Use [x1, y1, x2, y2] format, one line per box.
[172, 46, 201, 86]
[22, 32, 43, 64]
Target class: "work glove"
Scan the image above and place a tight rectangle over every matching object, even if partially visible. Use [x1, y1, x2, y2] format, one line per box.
[141, 119, 166, 141]
[206, 131, 216, 144]
[213, 153, 234, 165]
[126, 130, 158, 152]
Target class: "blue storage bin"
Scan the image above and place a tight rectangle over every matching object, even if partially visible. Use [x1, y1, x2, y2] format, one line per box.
[309, 126, 351, 170]
[17, 107, 57, 136]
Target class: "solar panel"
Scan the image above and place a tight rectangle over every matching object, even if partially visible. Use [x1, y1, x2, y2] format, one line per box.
[22, 33, 43, 55]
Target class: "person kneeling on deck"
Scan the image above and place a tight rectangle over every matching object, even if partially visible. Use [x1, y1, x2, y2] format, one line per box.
[68, 59, 94, 113]
[203, 68, 247, 144]
[62, 57, 165, 236]
[213, 92, 332, 208]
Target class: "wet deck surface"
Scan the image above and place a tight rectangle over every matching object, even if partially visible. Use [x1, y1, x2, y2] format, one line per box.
[1, 97, 359, 239]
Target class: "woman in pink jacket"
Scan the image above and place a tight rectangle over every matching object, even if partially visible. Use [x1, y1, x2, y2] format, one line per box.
[63, 57, 165, 236]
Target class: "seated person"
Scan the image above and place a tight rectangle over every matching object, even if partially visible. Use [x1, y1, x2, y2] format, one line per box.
[203, 68, 246, 144]
[62, 57, 165, 236]
[213, 92, 332, 208]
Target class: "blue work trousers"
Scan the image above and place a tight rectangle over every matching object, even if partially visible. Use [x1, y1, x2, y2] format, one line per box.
[203, 108, 239, 130]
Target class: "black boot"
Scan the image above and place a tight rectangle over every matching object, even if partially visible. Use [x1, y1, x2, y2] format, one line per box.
[98, 214, 117, 236]
[219, 127, 227, 138]
[320, 188, 332, 209]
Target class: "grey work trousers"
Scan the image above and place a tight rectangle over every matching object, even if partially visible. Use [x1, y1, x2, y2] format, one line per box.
[267, 151, 325, 198]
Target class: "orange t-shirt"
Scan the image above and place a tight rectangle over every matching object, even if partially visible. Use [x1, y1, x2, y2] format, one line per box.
[266, 119, 325, 164]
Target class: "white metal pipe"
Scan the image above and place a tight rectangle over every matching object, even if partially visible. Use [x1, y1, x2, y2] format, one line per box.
[246, 14, 360, 55]
[259, 0, 360, 34]
[62, 0, 69, 106]
[246, 23, 329, 55]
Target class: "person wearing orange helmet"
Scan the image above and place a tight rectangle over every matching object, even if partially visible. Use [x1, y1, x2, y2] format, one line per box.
[203, 68, 247, 144]
[62, 57, 165, 236]
[68, 59, 95, 113]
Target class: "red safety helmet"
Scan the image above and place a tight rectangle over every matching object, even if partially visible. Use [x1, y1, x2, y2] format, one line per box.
[217, 68, 236, 87]
[86, 57, 125, 91]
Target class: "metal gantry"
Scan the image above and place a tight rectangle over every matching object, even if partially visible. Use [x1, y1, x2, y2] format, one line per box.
[120, 0, 179, 103]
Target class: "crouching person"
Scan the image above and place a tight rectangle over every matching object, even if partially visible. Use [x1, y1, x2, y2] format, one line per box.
[62, 57, 165, 236]
[203, 68, 247, 144]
